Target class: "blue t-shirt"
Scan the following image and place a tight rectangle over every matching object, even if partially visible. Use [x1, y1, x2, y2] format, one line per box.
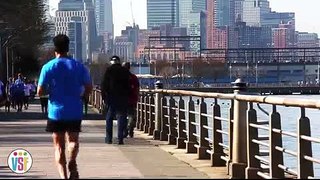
[38, 57, 91, 121]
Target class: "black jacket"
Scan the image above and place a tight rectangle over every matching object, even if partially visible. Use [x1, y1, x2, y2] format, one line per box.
[101, 64, 131, 101]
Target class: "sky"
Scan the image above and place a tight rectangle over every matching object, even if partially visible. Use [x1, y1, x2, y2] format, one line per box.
[49, 0, 320, 37]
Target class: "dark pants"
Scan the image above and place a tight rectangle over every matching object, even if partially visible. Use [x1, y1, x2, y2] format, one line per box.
[105, 98, 128, 143]
[15, 94, 24, 112]
[40, 97, 48, 114]
[126, 106, 136, 137]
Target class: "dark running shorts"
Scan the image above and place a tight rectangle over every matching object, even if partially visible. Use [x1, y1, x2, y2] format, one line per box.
[46, 120, 82, 133]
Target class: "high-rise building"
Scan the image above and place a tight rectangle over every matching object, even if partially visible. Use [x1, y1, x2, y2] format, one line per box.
[297, 32, 319, 48]
[68, 18, 83, 60]
[262, 12, 295, 28]
[121, 25, 140, 53]
[178, 0, 206, 52]
[55, 0, 98, 63]
[272, 22, 295, 48]
[179, 0, 206, 28]
[242, 0, 271, 27]
[215, 0, 235, 26]
[235, 21, 271, 48]
[147, 0, 179, 29]
[206, 0, 215, 49]
[206, 0, 236, 49]
[234, 0, 244, 22]
[94, 0, 113, 37]
[114, 36, 134, 62]
[187, 11, 206, 52]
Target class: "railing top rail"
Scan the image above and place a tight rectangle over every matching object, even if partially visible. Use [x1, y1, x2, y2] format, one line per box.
[141, 89, 320, 109]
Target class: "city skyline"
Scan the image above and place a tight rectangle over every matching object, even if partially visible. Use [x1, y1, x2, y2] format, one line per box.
[50, 0, 320, 36]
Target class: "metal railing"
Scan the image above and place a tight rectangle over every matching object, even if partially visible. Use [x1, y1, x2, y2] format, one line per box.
[89, 80, 320, 179]
[88, 89, 104, 114]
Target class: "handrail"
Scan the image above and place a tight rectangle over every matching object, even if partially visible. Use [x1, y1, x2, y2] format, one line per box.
[141, 89, 320, 108]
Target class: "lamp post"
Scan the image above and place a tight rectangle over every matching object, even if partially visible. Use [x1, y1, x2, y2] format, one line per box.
[255, 62, 258, 86]
[317, 60, 319, 86]
[229, 63, 232, 82]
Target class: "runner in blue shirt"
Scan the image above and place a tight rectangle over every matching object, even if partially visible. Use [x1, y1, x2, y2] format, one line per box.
[37, 34, 92, 179]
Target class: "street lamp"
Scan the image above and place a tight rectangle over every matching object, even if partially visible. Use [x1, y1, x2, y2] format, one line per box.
[255, 61, 258, 86]
[229, 63, 232, 82]
[317, 60, 319, 86]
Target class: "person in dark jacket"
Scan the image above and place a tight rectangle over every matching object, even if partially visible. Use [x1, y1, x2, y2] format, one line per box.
[101, 56, 131, 145]
[122, 62, 140, 138]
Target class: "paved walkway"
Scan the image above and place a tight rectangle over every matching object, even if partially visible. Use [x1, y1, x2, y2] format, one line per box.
[0, 101, 228, 179]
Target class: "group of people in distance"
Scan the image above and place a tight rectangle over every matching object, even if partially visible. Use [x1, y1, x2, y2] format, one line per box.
[0, 74, 37, 112]
[36, 34, 139, 179]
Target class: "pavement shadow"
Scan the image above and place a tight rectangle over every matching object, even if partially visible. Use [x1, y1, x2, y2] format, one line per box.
[0, 112, 45, 121]
[0, 112, 105, 121]
[0, 166, 43, 179]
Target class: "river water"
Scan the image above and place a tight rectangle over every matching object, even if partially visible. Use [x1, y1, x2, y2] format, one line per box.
[172, 94, 320, 177]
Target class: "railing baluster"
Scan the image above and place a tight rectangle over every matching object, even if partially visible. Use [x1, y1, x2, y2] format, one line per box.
[148, 94, 155, 136]
[227, 100, 234, 175]
[212, 98, 225, 166]
[160, 96, 169, 141]
[245, 102, 260, 179]
[297, 107, 314, 179]
[144, 94, 150, 133]
[94, 90, 97, 108]
[186, 96, 197, 153]
[136, 94, 141, 131]
[269, 105, 284, 178]
[177, 96, 186, 149]
[153, 91, 163, 140]
[139, 93, 145, 131]
[168, 95, 177, 145]
[197, 97, 210, 159]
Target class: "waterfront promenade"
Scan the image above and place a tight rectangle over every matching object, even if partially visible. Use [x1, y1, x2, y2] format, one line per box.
[0, 102, 228, 179]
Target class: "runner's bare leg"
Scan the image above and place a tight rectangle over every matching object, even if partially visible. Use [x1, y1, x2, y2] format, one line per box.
[52, 132, 68, 179]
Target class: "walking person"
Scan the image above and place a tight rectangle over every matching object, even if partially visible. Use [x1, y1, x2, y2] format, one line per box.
[40, 94, 49, 115]
[122, 62, 140, 138]
[13, 79, 25, 112]
[37, 34, 92, 179]
[0, 79, 5, 106]
[23, 80, 32, 110]
[101, 56, 131, 145]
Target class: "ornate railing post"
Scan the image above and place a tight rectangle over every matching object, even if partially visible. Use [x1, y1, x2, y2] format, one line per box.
[245, 102, 260, 179]
[197, 97, 210, 159]
[168, 95, 177, 145]
[143, 94, 149, 133]
[211, 98, 225, 166]
[186, 96, 197, 153]
[148, 94, 155, 136]
[269, 105, 284, 178]
[153, 81, 163, 140]
[227, 100, 234, 175]
[177, 96, 186, 149]
[297, 108, 314, 178]
[160, 95, 169, 141]
[136, 93, 141, 131]
[139, 93, 145, 131]
[230, 78, 248, 179]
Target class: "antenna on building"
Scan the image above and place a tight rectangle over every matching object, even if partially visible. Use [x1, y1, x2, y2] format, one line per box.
[130, 0, 135, 27]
